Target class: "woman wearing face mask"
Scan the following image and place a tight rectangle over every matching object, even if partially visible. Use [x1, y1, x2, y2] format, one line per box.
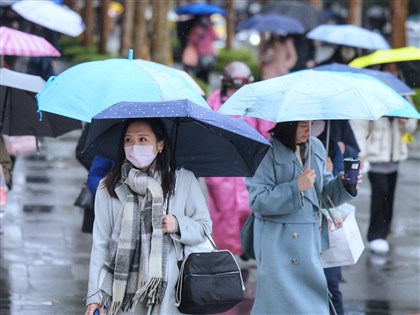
[246, 121, 362, 314]
[85, 118, 212, 315]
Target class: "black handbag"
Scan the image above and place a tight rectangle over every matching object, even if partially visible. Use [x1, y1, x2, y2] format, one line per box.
[74, 184, 94, 210]
[175, 235, 245, 314]
[240, 213, 255, 260]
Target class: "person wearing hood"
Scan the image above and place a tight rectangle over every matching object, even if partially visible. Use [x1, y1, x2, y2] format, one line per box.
[205, 61, 273, 266]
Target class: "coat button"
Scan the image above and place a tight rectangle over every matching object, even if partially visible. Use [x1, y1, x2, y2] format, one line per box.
[291, 258, 299, 265]
[292, 232, 299, 238]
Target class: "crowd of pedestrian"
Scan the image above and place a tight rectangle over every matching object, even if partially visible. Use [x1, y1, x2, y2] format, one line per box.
[1, 3, 418, 315]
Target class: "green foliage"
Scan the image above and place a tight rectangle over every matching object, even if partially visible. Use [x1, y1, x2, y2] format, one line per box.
[172, 36, 182, 63]
[62, 45, 97, 59]
[59, 35, 82, 50]
[411, 89, 420, 112]
[194, 77, 209, 98]
[72, 52, 114, 64]
[215, 48, 261, 81]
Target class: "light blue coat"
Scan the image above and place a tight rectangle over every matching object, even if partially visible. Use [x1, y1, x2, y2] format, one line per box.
[246, 136, 354, 315]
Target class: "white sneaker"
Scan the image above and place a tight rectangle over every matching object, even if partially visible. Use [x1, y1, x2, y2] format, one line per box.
[369, 239, 389, 255]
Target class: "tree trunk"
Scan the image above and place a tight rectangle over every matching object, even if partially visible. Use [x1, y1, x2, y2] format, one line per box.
[98, 0, 110, 54]
[225, 0, 234, 50]
[151, 0, 171, 65]
[64, 0, 80, 13]
[347, 0, 363, 26]
[120, 0, 135, 57]
[390, 0, 408, 48]
[83, 0, 95, 47]
[133, 0, 150, 60]
[307, 0, 323, 10]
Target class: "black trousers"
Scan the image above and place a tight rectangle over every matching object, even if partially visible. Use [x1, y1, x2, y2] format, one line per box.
[367, 171, 398, 241]
[324, 267, 344, 315]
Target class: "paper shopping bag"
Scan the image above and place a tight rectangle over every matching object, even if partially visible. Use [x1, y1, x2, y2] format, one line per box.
[321, 212, 365, 268]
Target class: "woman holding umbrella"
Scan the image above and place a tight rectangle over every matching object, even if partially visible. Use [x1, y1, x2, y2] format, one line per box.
[85, 118, 212, 315]
[245, 121, 362, 314]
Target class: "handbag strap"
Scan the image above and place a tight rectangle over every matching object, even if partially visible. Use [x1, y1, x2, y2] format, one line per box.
[175, 247, 246, 307]
[167, 195, 217, 260]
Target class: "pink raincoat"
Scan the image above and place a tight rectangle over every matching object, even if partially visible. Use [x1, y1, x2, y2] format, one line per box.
[205, 90, 274, 254]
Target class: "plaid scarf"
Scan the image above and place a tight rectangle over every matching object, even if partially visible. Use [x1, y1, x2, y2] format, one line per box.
[98, 160, 169, 315]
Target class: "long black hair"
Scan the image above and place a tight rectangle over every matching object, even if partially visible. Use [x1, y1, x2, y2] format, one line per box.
[102, 118, 176, 201]
[269, 121, 299, 151]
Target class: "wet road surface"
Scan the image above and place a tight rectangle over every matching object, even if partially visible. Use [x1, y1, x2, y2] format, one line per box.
[1, 130, 419, 315]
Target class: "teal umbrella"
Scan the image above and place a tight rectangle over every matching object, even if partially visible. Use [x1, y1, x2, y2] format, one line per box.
[36, 53, 209, 122]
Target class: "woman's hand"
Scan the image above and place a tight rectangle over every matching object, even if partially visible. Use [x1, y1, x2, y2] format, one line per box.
[162, 214, 178, 234]
[298, 167, 316, 192]
[85, 303, 103, 315]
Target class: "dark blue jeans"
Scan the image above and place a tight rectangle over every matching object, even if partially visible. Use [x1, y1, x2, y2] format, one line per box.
[324, 266, 344, 315]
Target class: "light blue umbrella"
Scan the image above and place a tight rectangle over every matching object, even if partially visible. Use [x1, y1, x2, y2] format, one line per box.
[306, 24, 390, 50]
[313, 65, 420, 119]
[313, 63, 414, 96]
[36, 53, 209, 122]
[383, 104, 420, 119]
[218, 70, 411, 122]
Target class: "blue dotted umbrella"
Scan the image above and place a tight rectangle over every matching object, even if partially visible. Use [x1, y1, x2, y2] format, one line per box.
[84, 99, 271, 177]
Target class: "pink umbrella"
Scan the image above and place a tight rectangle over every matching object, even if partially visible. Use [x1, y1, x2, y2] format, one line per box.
[0, 26, 61, 57]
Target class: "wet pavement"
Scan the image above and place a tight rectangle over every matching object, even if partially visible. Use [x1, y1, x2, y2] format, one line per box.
[1, 129, 420, 315]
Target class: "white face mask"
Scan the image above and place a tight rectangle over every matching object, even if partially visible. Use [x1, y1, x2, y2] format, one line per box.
[125, 144, 157, 169]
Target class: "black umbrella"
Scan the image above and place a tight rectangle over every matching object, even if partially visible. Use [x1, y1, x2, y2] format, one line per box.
[237, 13, 305, 35]
[83, 99, 271, 177]
[0, 68, 82, 136]
[262, 0, 325, 31]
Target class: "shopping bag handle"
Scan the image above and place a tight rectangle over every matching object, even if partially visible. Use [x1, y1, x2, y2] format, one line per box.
[314, 183, 340, 229]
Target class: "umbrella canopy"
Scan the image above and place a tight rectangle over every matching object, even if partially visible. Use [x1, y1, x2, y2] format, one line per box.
[36, 56, 210, 123]
[174, 68, 205, 95]
[0, 26, 61, 57]
[237, 13, 305, 35]
[175, 3, 226, 16]
[11, 0, 85, 37]
[313, 63, 414, 96]
[349, 47, 420, 88]
[218, 70, 410, 122]
[307, 24, 390, 50]
[84, 99, 271, 177]
[0, 68, 81, 137]
[261, 0, 325, 31]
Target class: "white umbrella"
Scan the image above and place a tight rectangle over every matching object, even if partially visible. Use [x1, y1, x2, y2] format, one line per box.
[12, 0, 85, 37]
[0, 68, 45, 92]
[307, 24, 390, 50]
